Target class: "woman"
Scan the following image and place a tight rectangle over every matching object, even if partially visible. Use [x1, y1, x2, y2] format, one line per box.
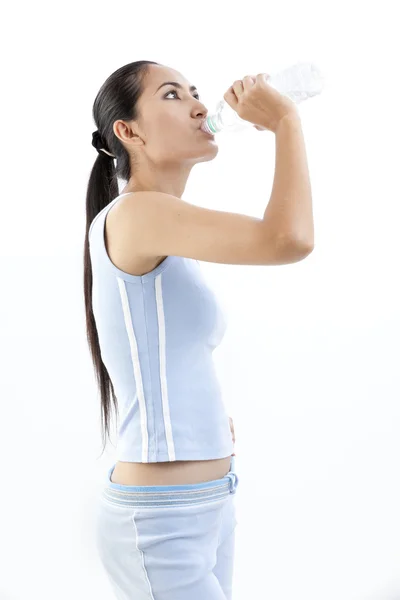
[84, 60, 313, 599]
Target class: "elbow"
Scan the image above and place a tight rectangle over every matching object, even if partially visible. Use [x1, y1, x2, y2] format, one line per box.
[284, 236, 314, 256]
[298, 239, 314, 255]
[283, 235, 315, 258]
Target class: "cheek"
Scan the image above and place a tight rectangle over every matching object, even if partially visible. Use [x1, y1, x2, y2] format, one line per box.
[157, 107, 189, 132]
[150, 118, 191, 151]
[147, 115, 177, 142]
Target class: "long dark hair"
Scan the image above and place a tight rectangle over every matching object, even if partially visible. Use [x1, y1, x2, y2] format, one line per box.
[83, 60, 159, 456]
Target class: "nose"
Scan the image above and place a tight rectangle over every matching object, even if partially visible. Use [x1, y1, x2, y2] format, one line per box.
[195, 99, 208, 121]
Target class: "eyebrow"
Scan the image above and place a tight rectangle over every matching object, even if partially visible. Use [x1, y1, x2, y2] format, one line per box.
[154, 81, 198, 95]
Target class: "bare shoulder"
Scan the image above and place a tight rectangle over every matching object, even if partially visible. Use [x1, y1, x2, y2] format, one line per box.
[105, 192, 166, 276]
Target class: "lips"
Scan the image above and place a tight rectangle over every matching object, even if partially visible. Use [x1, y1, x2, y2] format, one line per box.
[195, 119, 215, 138]
[199, 121, 214, 134]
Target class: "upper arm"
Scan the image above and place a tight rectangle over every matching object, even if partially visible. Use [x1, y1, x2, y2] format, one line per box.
[116, 191, 313, 267]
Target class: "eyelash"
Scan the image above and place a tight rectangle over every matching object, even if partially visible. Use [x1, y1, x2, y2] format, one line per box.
[164, 89, 200, 101]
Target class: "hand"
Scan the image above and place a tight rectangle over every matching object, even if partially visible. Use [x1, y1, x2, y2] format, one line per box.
[224, 73, 297, 134]
[242, 76, 267, 131]
[229, 416, 236, 456]
[247, 75, 283, 131]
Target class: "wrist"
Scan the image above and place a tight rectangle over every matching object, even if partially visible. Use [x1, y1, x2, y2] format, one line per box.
[275, 111, 301, 132]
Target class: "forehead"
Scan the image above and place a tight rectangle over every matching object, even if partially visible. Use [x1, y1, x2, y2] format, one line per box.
[145, 64, 192, 92]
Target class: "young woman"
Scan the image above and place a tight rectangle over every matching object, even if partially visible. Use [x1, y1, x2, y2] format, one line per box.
[84, 60, 313, 599]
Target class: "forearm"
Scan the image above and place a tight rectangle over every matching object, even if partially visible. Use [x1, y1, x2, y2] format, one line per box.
[263, 114, 314, 248]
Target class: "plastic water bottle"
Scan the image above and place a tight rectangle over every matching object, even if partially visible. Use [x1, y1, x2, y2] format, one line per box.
[201, 61, 325, 135]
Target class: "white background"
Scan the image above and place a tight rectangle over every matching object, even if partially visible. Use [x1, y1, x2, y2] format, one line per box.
[1, 0, 399, 599]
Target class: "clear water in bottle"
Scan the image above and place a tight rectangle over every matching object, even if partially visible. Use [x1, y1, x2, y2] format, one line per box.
[201, 61, 325, 135]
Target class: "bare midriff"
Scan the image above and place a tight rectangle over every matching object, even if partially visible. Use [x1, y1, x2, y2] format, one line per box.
[110, 456, 232, 486]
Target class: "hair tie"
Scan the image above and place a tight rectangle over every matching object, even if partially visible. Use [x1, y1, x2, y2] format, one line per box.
[92, 130, 116, 158]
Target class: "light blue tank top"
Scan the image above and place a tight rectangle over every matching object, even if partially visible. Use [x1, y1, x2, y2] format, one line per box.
[88, 193, 234, 462]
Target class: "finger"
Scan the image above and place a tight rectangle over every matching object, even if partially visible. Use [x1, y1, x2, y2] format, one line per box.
[231, 79, 244, 98]
[223, 87, 239, 109]
[242, 75, 256, 91]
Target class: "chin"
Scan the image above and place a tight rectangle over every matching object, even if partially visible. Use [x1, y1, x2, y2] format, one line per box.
[197, 146, 219, 163]
[204, 142, 219, 157]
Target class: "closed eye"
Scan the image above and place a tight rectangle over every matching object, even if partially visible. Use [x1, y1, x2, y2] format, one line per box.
[164, 89, 200, 101]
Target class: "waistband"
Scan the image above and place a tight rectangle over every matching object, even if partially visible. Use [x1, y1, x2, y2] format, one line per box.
[101, 455, 239, 509]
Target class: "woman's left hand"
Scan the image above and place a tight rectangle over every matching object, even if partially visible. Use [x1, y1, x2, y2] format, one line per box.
[229, 416, 236, 456]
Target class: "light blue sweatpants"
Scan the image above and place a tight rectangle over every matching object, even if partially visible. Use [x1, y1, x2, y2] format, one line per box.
[94, 456, 239, 599]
